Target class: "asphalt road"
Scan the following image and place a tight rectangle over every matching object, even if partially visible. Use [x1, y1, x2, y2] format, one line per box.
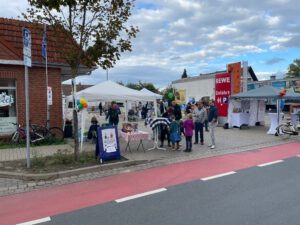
[41, 156, 300, 225]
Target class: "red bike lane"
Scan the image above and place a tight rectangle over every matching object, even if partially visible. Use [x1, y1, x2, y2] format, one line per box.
[1, 141, 300, 225]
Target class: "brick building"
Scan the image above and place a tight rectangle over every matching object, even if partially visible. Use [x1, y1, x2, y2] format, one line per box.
[0, 18, 94, 136]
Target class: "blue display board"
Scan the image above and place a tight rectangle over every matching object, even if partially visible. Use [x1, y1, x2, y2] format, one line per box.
[96, 126, 121, 163]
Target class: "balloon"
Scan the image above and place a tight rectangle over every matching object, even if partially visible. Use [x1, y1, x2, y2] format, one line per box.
[78, 104, 83, 110]
[76, 99, 80, 105]
[80, 98, 85, 105]
[167, 92, 174, 99]
[83, 103, 88, 108]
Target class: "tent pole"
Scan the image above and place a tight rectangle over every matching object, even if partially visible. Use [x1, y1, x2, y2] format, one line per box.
[124, 100, 128, 122]
[277, 99, 280, 127]
[154, 99, 158, 117]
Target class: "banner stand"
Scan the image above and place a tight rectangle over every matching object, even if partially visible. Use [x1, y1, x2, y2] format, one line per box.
[96, 126, 121, 164]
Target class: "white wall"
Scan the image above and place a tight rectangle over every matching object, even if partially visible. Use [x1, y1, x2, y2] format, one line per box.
[172, 77, 215, 103]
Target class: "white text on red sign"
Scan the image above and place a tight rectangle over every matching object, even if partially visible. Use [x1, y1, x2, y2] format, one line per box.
[216, 77, 230, 84]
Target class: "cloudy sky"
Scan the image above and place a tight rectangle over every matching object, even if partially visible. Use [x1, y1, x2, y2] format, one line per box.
[2, 0, 300, 87]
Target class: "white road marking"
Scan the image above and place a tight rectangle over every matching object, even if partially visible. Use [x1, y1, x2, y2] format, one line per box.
[201, 171, 236, 181]
[257, 160, 283, 167]
[115, 188, 167, 203]
[16, 217, 51, 225]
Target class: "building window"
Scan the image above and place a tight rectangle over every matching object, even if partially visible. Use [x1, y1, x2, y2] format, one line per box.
[0, 79, 17, 135]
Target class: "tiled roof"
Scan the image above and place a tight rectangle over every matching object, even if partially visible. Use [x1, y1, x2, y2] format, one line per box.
[0, 18, 75, 65]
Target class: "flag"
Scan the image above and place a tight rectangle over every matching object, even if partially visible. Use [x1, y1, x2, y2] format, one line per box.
[42, 29, 47, 60]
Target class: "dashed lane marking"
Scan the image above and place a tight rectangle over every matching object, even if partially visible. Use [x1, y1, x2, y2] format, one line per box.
[201, 171, 236, 181]
[115, 188, 167, 203]
[257, 160, 283, 167]
[16, 217, 51, 225]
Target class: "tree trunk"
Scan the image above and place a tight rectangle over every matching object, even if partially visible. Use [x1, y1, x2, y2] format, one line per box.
[73, 109, 79, 161]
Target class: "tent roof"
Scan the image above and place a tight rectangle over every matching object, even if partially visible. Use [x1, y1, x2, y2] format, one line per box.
[230, 85, 300, 100]
[140, 88, 162, 99]
[76, 80, 156, 102]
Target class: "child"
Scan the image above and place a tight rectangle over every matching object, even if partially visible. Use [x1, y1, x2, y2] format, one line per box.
[182, 114, 195, 152]
[169, 115, 181, 150]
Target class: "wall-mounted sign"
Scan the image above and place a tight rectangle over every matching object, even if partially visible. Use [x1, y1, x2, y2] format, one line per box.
[215, 73, 231, 117]
[0, 92, 14, 107]
[47, 86, 52, 105]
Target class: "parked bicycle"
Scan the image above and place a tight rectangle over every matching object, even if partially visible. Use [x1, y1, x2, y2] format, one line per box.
[275, 118, 299, 139]
[10, 121, 64, 144]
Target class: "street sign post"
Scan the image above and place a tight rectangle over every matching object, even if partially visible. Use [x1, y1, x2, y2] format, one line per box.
[23, 27, 32, 168]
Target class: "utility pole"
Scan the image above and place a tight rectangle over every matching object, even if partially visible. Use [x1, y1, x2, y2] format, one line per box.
[23, 27, 32, 168]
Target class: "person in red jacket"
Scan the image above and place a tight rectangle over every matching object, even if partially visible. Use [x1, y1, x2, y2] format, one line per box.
[182, 114, 195, 152]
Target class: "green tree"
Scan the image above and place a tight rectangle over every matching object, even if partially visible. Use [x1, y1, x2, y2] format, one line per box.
[126, 82, 141, 90]
[116, 81, 125, 86]
[181, 68, 188, 79]
[24, 0, 138, 161]
[287, 59, 300, 77]
[139, 82, 159, 94]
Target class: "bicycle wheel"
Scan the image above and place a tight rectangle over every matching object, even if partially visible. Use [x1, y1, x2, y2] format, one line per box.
[10, 131, 20, 144]
[11, 131, 26, 145]
[276, 124, 291, 139]
[48, 127, 64, 143]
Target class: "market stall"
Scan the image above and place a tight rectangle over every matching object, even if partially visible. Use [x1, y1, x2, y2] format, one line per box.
[66, 81, 158, 160]
[230, 85, 300, 134]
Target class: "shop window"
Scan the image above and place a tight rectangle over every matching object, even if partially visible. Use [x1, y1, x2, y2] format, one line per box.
[0, 79, 17, 135]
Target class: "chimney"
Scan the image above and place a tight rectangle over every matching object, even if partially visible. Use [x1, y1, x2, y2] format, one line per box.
[270, 75, 276, 80]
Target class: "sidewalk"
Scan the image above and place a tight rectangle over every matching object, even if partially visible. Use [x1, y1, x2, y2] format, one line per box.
[0, 117, 299, 196]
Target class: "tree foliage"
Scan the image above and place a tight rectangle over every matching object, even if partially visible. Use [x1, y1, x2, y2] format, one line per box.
[287, 59, 300, 77]
[23, 0, 138, 161]
[24, 0, 139, 70]
[125, 81, 160, 93]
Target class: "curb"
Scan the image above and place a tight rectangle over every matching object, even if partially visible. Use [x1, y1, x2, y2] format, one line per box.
[0, 159, 150, 181]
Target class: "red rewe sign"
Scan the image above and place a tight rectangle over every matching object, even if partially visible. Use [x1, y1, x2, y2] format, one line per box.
[215, 73, 231, 117]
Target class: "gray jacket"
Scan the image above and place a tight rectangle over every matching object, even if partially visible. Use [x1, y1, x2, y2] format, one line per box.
[193, 107, 206, 123]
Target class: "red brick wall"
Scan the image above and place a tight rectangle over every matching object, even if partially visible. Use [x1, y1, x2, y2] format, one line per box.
[0, 65, 62, 129]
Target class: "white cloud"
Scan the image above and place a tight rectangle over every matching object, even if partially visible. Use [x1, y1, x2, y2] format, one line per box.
[2, 0, 300, 86]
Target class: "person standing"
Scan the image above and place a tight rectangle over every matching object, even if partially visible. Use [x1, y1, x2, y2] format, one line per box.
[169, 115, 181, 150]
[182, 114, 195, 152]
[106, 101, 121, 126]
[202, 100, 209, 132]
[193, 102, 206, 145]
[98, 102, 103, 116]
[208, 99, 218, 149]
[172, 101, 182, 121]
[159, 100, 165, 115]
[160, 107, 171, 148]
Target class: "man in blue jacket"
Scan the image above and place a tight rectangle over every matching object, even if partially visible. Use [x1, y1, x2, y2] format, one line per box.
[208, 99, 218, 149]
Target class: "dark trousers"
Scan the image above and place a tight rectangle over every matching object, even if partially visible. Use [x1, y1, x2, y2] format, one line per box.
[160, 125, 170, 145]
[204, 120, 209, 131]
[195, 122, 204, 144]
[185, 136, 192, 151]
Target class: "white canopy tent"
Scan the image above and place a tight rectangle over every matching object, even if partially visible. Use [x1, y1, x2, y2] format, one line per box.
[67, 80, 158, 119]
[76, 80, 156, 102]
[140, 88, 162, 100]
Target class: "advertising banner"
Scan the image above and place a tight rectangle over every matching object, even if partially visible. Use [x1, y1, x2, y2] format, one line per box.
[227, 62, 241, 94]
[175, 89, 186, 103]
[96, 126, 121, 163]
[215, 73, 231, 117]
